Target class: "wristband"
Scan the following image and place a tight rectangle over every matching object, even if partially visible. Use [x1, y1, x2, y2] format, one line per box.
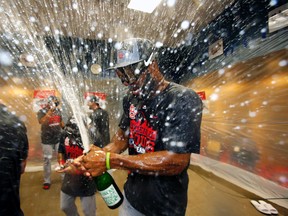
[106, 152, 111, 170]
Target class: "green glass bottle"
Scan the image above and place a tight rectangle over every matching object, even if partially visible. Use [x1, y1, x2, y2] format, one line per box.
[94, 172, 124, 209]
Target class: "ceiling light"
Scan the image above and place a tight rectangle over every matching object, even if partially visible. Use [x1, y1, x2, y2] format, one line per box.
[128, 0, 161, 13]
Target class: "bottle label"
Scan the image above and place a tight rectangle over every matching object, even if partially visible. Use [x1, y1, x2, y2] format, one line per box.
[98, 184, 121, 207]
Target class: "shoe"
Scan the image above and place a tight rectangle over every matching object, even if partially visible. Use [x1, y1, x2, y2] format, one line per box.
[258, 200, 278, 215]
[43, 183, 50, 190]
[250, 200, 270, 214]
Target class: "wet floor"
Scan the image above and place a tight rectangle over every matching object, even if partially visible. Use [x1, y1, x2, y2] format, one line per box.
[20, 165, 288, 216]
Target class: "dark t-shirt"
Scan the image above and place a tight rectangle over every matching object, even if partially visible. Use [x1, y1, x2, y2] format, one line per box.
[58, 131, 96, 197]
[89, 108, 110, 147]
[119, 83, 203, 216]
[37, 107, 63, 144]
[0, 104, 29, 216]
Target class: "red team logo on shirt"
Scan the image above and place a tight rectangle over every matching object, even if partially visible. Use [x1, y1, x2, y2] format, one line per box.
[48, 115, 61, 126]
[129, 104, 157, 154]
[64, 137, 84, 159]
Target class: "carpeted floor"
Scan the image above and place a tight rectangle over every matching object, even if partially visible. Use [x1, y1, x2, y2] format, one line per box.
[20, 165, 288, 216]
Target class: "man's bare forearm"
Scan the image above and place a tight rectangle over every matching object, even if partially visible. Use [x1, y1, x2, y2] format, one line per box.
[110, 151, 191, 176]
[103, 128, 128, 154]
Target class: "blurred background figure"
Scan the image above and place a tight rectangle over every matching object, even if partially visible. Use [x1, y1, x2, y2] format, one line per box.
[203, 135, 260, 172]
[58, 116, 96, 216]
[0, 102, 29, 216]
[37, 95, 65, 190]
[87, 95, 110, 148]
[229, 137, 260, 172]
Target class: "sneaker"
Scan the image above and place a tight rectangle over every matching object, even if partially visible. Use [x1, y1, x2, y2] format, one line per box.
[43, 183, 50, 190]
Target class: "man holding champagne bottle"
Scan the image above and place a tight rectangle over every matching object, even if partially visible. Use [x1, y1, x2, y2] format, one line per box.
[64, 38, 203, 216]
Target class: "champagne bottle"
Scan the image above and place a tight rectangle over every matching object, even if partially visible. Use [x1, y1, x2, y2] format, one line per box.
[94, 171, 124, 209]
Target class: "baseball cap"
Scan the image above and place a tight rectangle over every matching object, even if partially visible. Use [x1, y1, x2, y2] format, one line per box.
[47, 95, 59, 106]
[87, 95, 99, 104]
[109, 38, 155, 69]
[65, 116, 80, 137]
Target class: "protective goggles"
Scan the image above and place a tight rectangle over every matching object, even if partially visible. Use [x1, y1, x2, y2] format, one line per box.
[116, 62, 147, 85]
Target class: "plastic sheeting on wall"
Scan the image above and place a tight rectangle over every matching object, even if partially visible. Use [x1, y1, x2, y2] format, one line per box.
[186, 49, 288, 207]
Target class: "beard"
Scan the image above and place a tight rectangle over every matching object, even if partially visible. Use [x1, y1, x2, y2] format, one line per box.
[129, 73, 159, 100]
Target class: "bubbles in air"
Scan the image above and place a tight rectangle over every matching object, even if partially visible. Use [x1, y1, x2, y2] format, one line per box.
[134, 68, 140, 75]
[29, 17, 36, 23]
[269, 0, 278, 6]
[13, 39, 20, 45]
[0, 0, 286, 205]
[19, 115, 27, 122]
[234, 126, 241, 130]
[241, 119, 247, 123]
[210, 93, 219, 101]
[25, 55, 34, 62]
[249, 111, 257, 118]
[218, 69, 225, 75]
[72, 67, 78, 73]
[155, 41, 163, 48]
[167, 0, 176, 7]
[261, 28, 267, 34]
[72, 3, 78, 9]
[279, 60, 287, 67]
[0, 50, 13, 66]
[114, 42, 122, 50]
[180, 20, 190, 30]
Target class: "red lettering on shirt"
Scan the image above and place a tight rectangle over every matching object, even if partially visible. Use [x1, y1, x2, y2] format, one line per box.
[65, 143, 84, 159]
[129, 105, 157, 153]
[49, 115, 61, 126]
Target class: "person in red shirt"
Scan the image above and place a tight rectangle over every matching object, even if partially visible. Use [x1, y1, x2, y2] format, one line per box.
[37, 95, 65, 190]
[58, 116, 96, 216]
